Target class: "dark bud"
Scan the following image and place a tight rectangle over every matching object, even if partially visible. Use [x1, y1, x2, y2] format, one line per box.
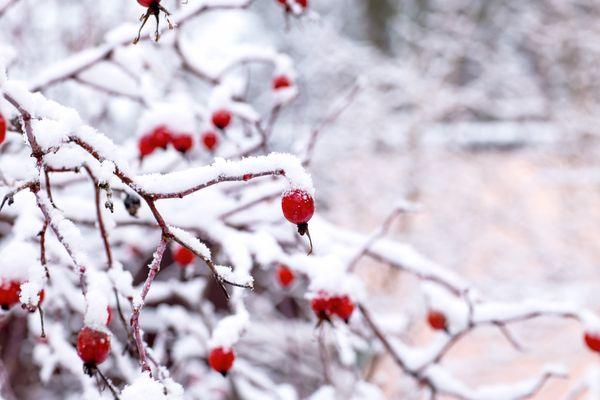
[1, 304, 8, 311]
[124, 193, 141, 217]
[83, 363, 96, 376]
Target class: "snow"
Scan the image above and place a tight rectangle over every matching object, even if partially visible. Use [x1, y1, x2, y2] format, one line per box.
[121, 373, 183, 400]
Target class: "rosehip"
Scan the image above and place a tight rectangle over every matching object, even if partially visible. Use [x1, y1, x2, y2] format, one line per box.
[427, 310, 447, 331]
[277, 0, 308, 9]
[137, 0, 158, 7]
[201, 131, 219, 151]
[273, 75, 292, 90]
[211, 109, 232, 130]
[77, 327, 111, 367]
[276, 265, 295, 288]
[0, 113, 6, 145]
[329, 295, 355, 323]
[173, 246, 195, 267]
[584, 332, 600, 353]
[139, 135, 155, 158]
[172, 134, 193, 154]
[0, 281, 21, 310]
[311, 294, 330, 321]
[282, 189, 314, 225]
[208, 347, 235, 376]
[150, 125, 172, 149]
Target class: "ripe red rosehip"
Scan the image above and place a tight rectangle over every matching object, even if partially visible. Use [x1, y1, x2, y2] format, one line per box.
[276, 265, 295, 288]
[211, 109, 232, 130]
[0, 281, 21, 310]
[137, 0, 158, 7]
[273, 75, 292, 90]
[311, 294, 330, 320]
[208, 347, 235, 376]
[329, 295, 355, 323]
[277, 0, 307, 9]
[584, 332, 600, 353]
[201, 131, 219, 151]
[427, 310, 447, 331]
[77, 327, 111, 367]
[172, 246, 195, 267]
[150, 126, 172, 150]
[282, 189, 314, 225]
[0, 113, 6, 145]
[172, 134, 193, 154]
[139, 135, 155, 158]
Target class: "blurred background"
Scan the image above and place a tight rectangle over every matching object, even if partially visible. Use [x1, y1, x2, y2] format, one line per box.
[1, 0, 599, 398]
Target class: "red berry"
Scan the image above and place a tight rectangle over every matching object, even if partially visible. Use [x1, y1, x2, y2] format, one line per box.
[173, 246, 195, 267]
[273, 75, 292, 90]
[427, 310, 447, 331]
[276, 265, 295, 288]
[150, 126, 172, 150]
[584, 332, 600, 353]
[0, 113, 6, 145]
[282, 189, 314, 225]
[38, 289, 45, 305]
[77, 327, 111, 366]
[201, 131, 219, 151]
[172, 134, 193, 154]
[0, 281, 21, 310]
[329, 295, 355, 323]
[277, 0, 307, 9]
[137, 0, 158, 7]
[311, 294, 330, 320]
[211, 109, 232, 130]
[208, 347, 235, 376]
[242, 174, 252, 181]
[139, 135, 155, 158]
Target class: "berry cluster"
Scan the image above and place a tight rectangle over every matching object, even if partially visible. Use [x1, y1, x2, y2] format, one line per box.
[311, 292, 355, 324]
[138, 125, 194, 158]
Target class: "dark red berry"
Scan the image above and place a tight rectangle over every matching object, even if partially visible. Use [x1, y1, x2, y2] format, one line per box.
[277, 0, 307, 9]
[584, 332, 600, 353]
[211, 109, 232, 130]
[273, 75, 292, 90]
[311, 294, 330, 320]
[242, 174, 252, 181]
[77, 327, 111, 367]
[0, 281, 21, 310]
[201, 131, 219, 151]
[139, 135, 155, 158]
[282, 189, 314, 225]
[172, 134, 193, 154]
[173, 246, 195, 267]
[150, 125, 172, 149]
[427, 310, 447, 331]
[329, 295, 355, 323]
[0, 113, 6, 145]
[276, 265, 295, 288]
[208, 347, 235, 376]
[137, 0, 158, 7]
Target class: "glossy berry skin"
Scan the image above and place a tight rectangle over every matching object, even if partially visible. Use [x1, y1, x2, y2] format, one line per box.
[427, 310, 447, 331]
[276, 265, 295, 288]
[277, 0, 308, 8]
[150, 126, 172, 149]
[273, 75, 292, 90]
[201, 131, 219, 151]
[137, 0, 158, 7]
[0, 113, 6, 145]
[208, 347, 235, 376]
[584, 332, 600, 353]
[172, 134, 193, 154]
[139, 135, 155, 158]
[282, 189, 315, 225]
[211, 109, 232, 130]
[329, 295, 355, 323]
[311, 295, 330, 320]
[77, 327, 111, 367]
[173, 246, 195, 267]
[0, 281, 21, 310]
